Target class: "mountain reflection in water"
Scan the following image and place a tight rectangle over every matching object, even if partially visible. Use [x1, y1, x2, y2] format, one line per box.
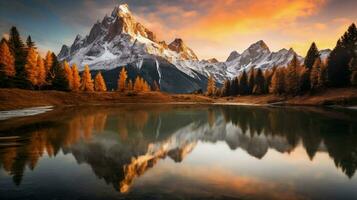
[0, 105, 356, 199]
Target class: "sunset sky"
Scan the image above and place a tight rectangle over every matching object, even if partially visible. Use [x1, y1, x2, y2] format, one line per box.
[0, 0, 356, 61]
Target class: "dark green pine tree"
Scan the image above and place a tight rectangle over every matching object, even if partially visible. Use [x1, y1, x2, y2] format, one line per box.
[248, 69, 255, 94]
[253, 68, 265, 94]
[263, 69, 274, 94]
[8, 26, 28, 88]
[50, 53, 69, 91]
[222, 79, 231, 96]
[239, 70, 249, 95]
[26, 36, 36, 49]
[231, 77, 239, 95]
[327, 23, 357, 87]
[304, 42, 320, 70]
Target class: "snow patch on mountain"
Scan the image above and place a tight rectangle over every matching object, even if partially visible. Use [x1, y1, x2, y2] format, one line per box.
[58, 4, 330, 92]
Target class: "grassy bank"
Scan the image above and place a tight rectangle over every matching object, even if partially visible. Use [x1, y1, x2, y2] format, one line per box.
[0, 88, 356, 110]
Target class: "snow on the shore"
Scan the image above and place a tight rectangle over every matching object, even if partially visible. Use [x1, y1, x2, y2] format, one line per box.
[0, 106, 53, 121]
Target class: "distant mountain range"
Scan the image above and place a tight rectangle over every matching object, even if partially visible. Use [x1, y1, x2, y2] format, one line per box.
[58, 4, 331, 93]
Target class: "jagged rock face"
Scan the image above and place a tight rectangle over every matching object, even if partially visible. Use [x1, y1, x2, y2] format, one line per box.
[58, 45, 70, 59]
[207, 58, 219, 63]
[59, 4, 195, 63]
[58, 4, 205, 93]
[168, 38, 198, 60]
[58, 4, 330, 93]
[226, 51, 240, 62]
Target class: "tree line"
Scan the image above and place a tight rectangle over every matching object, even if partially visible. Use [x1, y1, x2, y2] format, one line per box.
[207, 23, 357, 97]
[0, 26, 159, 93]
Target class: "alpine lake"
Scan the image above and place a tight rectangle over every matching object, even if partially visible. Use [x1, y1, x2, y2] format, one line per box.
[0, 104, 357, 200]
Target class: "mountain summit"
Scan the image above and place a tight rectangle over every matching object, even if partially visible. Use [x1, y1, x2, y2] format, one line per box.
[58, 4, 197, 67]
[58, 4, 329, 93]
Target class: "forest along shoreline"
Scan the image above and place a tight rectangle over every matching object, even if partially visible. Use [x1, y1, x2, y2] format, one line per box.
[0, 88, 356, 111]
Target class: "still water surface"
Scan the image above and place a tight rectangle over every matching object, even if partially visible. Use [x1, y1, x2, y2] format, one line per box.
[0, 105, 357, 200]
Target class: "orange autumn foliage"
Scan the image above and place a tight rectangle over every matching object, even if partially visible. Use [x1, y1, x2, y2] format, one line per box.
[80, 65, 94, 92]
[118, 67, 128, 92]
[63, 61, 73, 90]
[94, 72, 107, 92]
[71, 64, 81, 91]
[0, 41, 15, 77]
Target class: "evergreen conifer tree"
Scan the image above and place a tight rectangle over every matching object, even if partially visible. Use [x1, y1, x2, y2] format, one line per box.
[304, 42, 320, 70]
[327, 23, 357, 87]
[285, 55, 300, 95]
[270, 68, 286, 95]
[222, 79, 231, 96]
[51, 53, 69, 91]
[248, 69, 255, 94]
[253, 68, 265, 94]
[26, 36, 36, 49]
[8, 26, 27, 87]
[239, 70, 249, 95]
[310, 57, 322, 90]
[230, 77, 239, 95]
[319, 62, 328, 88]
[264, 69, 274, 94]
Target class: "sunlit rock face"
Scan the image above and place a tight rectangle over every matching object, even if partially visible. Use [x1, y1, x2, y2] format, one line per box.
[58, 4, 331, 93]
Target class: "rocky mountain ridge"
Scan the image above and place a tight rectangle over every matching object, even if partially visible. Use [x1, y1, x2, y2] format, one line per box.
[58, 4, 330, 93]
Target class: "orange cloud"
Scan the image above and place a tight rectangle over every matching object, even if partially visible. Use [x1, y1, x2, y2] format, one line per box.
[132, 0, 356, 60]
[133, 0, 329, 60]
[182, 0, 326, 39]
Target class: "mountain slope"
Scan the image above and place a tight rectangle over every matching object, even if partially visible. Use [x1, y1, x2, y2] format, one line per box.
[58, 4, 330, 93]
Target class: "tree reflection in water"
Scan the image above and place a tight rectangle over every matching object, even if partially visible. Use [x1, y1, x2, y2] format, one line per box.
[0, 105, 356, 192]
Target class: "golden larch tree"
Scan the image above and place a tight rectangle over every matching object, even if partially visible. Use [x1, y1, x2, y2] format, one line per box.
[206, 75, 216, 96]
[134, 76, 142, 92]
[71, 64, 81, 91]
[142, 79, 151, 92]
[270, 68, 286, 95]
[36, 55, 46, 88]
[80, 65, 94, 92]
[44, 51, 53, 73]
[94, 72, 107, 92]
[63, 61, 73, 90]
[310, 57, 322, 90]
[118, 67, 128, 92]
[285, 55, 300, 95]
[25, 47, 38, 86]
[0, 41, 15, 77]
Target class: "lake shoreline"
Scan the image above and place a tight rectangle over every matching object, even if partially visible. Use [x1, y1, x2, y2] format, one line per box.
[0, 88, 356, 111]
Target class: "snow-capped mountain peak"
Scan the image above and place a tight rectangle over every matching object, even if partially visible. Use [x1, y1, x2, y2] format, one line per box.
[243, 40, 271, 56]
[57, 4, 330, 93]
[58, 4, 199, 67]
